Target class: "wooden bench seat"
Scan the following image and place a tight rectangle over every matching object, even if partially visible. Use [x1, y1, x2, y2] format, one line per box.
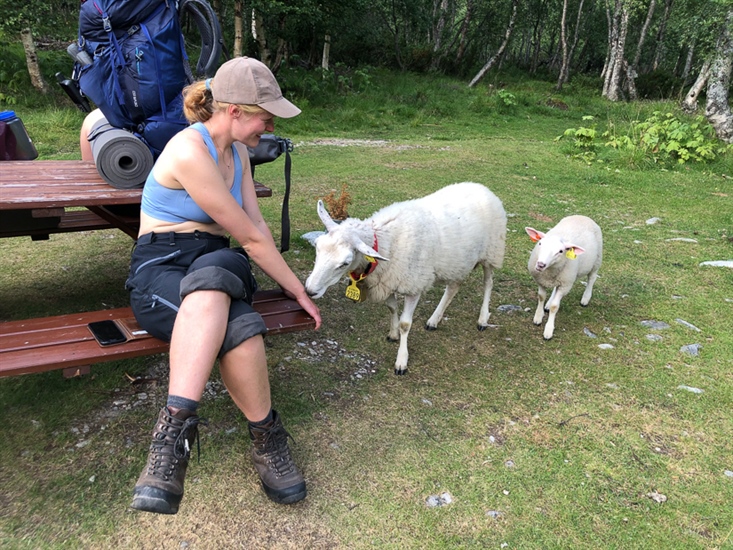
[0, 289, 315, 378]
[0, 208, 140, 240]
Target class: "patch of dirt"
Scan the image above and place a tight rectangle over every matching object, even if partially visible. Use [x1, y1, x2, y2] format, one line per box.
[299, 138, 429, 151]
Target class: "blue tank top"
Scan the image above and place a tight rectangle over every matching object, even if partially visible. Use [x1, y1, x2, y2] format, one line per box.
[140, 122, 244, 224]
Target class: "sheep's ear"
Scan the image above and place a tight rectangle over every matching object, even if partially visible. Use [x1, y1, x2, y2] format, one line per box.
[317, 200, 339, 232]
[525, 227, 544, 243]
[353, 237, 389, 262]
[565, 244, 586, 259]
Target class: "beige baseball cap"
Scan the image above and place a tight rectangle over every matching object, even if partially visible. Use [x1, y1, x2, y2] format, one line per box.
[210, 57, 301, 118]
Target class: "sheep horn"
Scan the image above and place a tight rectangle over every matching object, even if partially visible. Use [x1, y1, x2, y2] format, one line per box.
[317, 200, 340, 232]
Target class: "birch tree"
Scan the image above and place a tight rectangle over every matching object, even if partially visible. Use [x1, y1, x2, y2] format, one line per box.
[468, 0, 519, 87]
[651, 0, 673, 70]
[681, 60, 710, 112]
[430, 0, 450, 70]
[625, 0, 656, 100]
[455, 0, 474, 64]
[603, 0, 629, 100]
[19, 28, 48, 94]
[705, 8, 733, 142]
[556, 0, 570, 89]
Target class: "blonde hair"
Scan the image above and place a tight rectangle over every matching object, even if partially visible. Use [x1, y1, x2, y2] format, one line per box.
[182, 81, 268, 123]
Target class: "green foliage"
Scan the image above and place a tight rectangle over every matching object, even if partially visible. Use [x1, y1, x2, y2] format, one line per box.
[559, 112, 732, 167]
[555, 115, 600, 163]
[497, 88, 518, 108]
[0, 48, 26, 105]
[277, 62, 375, 106]
[605, 111, 731, 164]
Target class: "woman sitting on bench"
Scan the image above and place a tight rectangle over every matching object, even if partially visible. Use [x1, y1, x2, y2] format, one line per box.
[124, 57, 321, 515]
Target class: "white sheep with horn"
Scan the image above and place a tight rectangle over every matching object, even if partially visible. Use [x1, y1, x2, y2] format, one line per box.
[525, 215, 603, 340]
[305, 182, 507, 374]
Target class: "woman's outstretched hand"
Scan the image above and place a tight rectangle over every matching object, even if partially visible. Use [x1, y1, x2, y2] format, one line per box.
[282, 287, 322, 329]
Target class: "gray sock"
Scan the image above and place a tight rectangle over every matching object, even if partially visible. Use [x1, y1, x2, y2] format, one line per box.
[167, 394, 199, 413]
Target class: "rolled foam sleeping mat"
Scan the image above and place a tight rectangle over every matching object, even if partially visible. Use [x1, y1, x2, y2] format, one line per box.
[89, 119, 154, 189]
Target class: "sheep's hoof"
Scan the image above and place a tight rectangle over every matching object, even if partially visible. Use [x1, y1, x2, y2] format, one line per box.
[425, 324, 437, 331]
[477, 324, 488, 332]
[386, 336, 399, 342]
[394, 368, 407, 376]
[543, 335, 553, 340]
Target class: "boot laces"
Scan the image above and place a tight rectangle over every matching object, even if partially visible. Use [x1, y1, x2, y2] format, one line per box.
[148, 414, 206, 480]
[258, 425, 296, 477]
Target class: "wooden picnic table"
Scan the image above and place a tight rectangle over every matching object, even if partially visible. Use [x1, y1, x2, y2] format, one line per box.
[0, 160, 272, 240]
[0, 160, 313, 378]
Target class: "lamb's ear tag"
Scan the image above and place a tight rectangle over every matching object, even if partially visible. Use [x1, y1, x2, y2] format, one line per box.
[566, 249, 577, 259]
[345, 274, 363, 302]
[364, 255, 376, 263]
[529, 234, 541, 243]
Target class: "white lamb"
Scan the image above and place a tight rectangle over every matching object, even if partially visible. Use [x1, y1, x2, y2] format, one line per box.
[525, 215, 603, 340]
[305, 182, 507, 374]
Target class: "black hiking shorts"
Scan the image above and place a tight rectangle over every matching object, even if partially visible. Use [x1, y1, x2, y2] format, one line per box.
[126, 231, 267, 357]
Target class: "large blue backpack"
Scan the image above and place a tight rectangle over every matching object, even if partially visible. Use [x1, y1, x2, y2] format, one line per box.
[74, 0, 218, 156]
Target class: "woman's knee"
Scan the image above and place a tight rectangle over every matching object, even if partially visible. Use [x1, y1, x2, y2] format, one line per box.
[219, 311, 268, 357]
[80, 109, 105, 160]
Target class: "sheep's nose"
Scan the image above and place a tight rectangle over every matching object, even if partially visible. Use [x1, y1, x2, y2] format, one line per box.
[535, 262, 546, 271]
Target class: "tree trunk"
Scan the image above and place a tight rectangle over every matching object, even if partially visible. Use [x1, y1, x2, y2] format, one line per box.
[530, 16, 545, 74]
[429, 0, 449, 70]
[705, 10, 733, 142]
[601, 0, 616, 84]
[555, 0, 569, 90]
[322, 34, 331, 71]
[468, 0, 519, 87]
[567, 0, 585, 73]
[681, 39, 696, 81]
[632, 0, 656, 70]
[233, 1, 243, 57]
[624, 59, 638, 99]
[651, 0, 673, 71]
[251, 9, 271, 66]
[625, 0, 655, 101]
[680, 61, 710, 113]
[455, 0, 473, 65]
[20, 28, 49, 94]
[604, 1, 629, 101]
[271, 15, 287, 71]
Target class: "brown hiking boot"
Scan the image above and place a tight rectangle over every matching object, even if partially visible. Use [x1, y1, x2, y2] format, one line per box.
[130, 407, 205, 514]
[249, 410, 306, 504]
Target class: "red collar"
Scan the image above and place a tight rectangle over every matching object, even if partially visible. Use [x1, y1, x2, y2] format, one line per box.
[350, 232, 379, 280]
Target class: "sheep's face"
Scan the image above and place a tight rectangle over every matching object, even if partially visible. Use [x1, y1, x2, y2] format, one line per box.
[305, 232, 357, 299]
[528, 231, 586, 273]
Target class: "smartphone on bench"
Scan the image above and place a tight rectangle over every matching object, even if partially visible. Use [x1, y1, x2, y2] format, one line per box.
[88, 320, 128, 346]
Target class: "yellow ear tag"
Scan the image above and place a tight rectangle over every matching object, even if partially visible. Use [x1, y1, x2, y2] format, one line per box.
[345, 274, 364, 301]
[364, 255, 376, 263]
[566, 249, 577, 259]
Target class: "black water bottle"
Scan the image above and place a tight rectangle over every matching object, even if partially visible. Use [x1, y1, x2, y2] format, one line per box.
[0, 111, 39, 161]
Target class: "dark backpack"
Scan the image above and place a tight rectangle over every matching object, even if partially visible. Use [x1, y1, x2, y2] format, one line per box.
[74, 0, 194, 156]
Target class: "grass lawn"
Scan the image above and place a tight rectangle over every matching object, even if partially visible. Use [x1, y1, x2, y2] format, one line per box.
[1, 69, 732, 549]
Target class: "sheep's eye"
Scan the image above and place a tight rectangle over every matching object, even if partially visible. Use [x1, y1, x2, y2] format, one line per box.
[339, 261, 349, 268]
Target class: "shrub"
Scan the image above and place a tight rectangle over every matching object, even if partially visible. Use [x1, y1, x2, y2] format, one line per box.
[558, 112, 732, 166]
